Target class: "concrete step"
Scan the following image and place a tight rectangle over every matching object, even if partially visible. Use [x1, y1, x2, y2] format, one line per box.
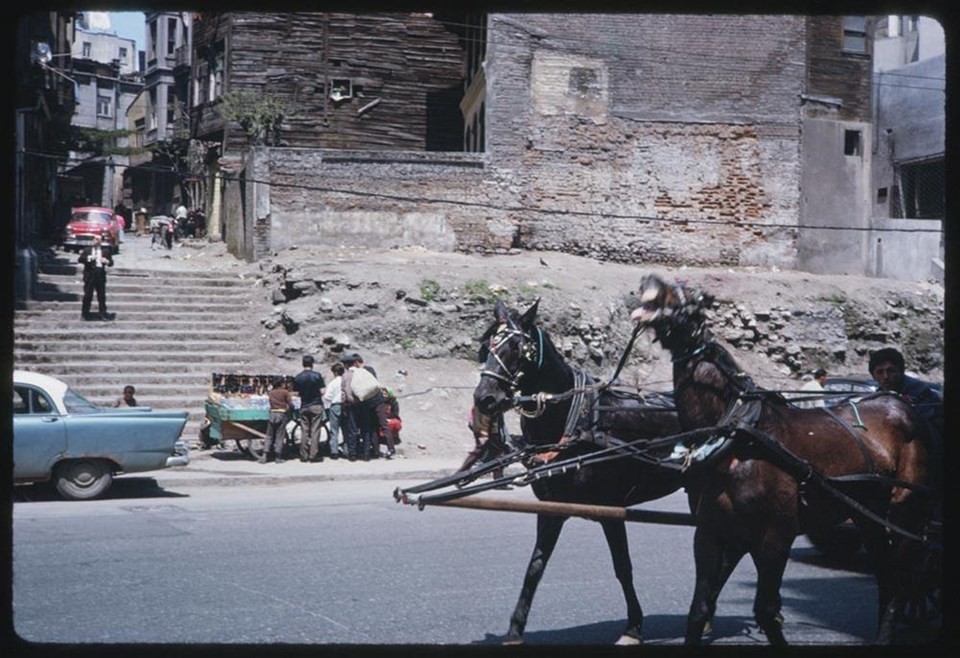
[15, 318, 249, 331]
[20, 300, 259, 314]
[17, 327, 256, 340]
[16, 332, 255, 358]
[40, 267, 257, 284]
[38, 274, 256, 293]
[15, 349, 257, 364]
[30, 290, 257, 305]
[16, 361, 258, 375]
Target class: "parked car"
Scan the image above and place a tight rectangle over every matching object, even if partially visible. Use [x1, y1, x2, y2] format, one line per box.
[62, 206, 121, 255]
[12, 370, 189, 500]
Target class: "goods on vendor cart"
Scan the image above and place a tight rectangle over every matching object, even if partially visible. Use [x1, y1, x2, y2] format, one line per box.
[200, 372, 304, 458]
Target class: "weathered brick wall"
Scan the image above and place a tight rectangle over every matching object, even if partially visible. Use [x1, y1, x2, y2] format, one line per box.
[246, 14, 818, 269]
[484, 14, 806, 267]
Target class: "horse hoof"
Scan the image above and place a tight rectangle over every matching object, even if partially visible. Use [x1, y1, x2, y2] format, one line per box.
[615, 635, 642, 646]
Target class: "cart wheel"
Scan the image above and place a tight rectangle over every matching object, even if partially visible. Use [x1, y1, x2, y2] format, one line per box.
[236, 437, 265, 460]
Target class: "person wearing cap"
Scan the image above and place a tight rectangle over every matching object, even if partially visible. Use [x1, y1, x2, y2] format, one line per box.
[292, 355, 327, 463]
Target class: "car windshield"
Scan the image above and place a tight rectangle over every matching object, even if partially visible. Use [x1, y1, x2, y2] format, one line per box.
[71, 211, 111, 224]
[63, 387, 102, 414]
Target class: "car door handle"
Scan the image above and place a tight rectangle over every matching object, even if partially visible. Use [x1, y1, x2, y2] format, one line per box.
[41, 417, 60, 423]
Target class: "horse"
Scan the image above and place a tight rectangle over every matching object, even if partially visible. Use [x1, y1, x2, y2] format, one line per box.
[473, 299, 684, 645]
[628, 274, 935, 645]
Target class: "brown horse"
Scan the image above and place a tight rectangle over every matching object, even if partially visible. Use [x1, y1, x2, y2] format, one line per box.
[474, 299, 683, 644]
[628, 274, 934, 645]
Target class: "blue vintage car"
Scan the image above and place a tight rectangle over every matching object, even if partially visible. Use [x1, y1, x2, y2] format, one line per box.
[13, 370, 190, 499]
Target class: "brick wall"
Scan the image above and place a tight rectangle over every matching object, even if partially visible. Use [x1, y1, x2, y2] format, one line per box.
[242, 14, 824, 270]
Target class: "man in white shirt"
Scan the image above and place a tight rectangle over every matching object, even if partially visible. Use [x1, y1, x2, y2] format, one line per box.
[322, 362, 345, 459]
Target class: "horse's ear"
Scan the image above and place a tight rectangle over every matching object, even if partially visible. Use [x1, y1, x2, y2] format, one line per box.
[493, 299, 510, 324]
[520, 298, 541, 330]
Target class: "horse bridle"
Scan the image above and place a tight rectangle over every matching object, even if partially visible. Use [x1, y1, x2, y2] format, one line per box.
[480, 320, 543, 392]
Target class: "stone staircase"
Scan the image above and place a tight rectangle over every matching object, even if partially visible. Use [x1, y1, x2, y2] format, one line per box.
[13, 246, 263, 445]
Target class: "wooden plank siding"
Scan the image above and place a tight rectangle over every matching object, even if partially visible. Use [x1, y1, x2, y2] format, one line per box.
[193, 12, 468, 153]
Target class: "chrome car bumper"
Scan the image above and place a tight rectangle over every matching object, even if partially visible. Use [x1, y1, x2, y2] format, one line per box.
[165, 440, 191, 467]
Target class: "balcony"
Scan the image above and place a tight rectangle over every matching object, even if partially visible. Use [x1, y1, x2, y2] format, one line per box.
[174, 45, 191, 69]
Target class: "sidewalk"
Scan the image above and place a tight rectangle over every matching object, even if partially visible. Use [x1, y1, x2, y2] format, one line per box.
[148, 446, 472, 489]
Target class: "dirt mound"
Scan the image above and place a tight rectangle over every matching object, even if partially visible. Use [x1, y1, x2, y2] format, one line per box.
[162, 243, 944, 461]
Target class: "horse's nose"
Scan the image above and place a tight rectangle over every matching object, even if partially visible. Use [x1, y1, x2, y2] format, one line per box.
[475, 394, 499, 415]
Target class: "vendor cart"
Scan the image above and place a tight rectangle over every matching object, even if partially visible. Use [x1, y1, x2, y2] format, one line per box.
[201, 375, 328, 459]
[203, 399, 300, 459]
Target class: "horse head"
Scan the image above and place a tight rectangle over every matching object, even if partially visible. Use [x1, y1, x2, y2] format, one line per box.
[630, 275, 714, 353]
[474, 299, 544, 416]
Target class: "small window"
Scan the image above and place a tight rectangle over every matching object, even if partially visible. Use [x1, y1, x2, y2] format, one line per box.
[330, 79, 352, 101]
[842, 16, 868, 54]
[877, 187, 888, 203]
[82, 41, 91, 58]
[97, 95, 112, 117]
[119, 47, 128, 60]
[844, 130, 861, 156]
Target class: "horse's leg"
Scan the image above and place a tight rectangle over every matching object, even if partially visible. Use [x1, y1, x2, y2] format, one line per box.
[503, 513, 567, 645]
[749, 530, 793, 646]
[599, 520, 643, 645]
[686, 523, 739, 644]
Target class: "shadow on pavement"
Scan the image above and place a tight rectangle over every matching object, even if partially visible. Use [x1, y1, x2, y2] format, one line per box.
[13, 477, 189, 503]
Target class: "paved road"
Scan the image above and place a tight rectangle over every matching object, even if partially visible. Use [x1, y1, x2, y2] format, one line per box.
[11, 478, 941, 648]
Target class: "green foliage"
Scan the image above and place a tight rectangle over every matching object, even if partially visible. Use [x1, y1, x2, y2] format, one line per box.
[218, 91, 292, 146]
[419, 279, 442, 301]
[463, 279, 508, 303]
[68, 127, 146, 157]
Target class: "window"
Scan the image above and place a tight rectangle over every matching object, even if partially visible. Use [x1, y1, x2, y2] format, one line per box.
[119, 46, 128, 60]
[82, 41, 91, 58]
[167, 17, 178, 55]
[895, 158, 944, 219]
[149, 87, 158, 130]
[148, 20, 157, 59]
[97, 95, 112, 117]
[14, 386, 54, 414]
[842, 16, 868, 54]
[844, 130, 861, 156]
[209, 50, 224, 101]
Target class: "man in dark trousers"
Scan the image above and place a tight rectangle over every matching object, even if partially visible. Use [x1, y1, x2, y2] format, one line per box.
[292, 355, 327, 462]
[78, 234, 114, 320]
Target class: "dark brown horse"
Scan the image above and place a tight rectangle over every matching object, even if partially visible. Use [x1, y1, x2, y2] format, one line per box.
[474, 299, 683, 645]
[629, 274, 935, 645]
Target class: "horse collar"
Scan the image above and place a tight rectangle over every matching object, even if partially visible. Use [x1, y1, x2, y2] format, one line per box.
[672, 343, 707, 364]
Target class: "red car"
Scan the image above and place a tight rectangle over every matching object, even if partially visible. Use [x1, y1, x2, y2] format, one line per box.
[62, 206, 121, 255]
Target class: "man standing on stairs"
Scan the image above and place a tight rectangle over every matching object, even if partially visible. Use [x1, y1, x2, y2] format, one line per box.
[292, 355, 327, 463]
[78, 234, 114, 321]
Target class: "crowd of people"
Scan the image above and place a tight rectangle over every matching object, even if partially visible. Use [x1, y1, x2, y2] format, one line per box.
[253, 353, 403, 464]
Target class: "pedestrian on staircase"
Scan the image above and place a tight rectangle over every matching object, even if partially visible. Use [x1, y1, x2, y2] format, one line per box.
[78, 234, 114, 321]
[292, 354, 326, 463]
[112, 385, 138, 407]
[260, 376, 292, 464]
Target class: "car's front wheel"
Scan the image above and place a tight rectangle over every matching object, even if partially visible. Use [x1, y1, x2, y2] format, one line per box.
[55, 459, 114, 500]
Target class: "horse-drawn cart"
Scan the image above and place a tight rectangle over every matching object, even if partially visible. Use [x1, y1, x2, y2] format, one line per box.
[395, 296, 942, 645]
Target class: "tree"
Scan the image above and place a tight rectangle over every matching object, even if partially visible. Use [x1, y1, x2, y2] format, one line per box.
[218, 91, 292, 146]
